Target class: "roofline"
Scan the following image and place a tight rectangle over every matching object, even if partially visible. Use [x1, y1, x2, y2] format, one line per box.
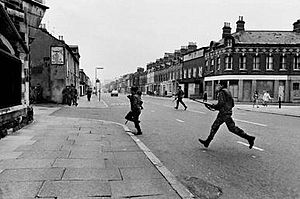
[22, 0, 49, 9]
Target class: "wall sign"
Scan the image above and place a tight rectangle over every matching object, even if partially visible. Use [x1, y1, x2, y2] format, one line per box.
[51, 46, 64, 65]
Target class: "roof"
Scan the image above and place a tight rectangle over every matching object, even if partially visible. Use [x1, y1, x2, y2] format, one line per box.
[232, 31, 300, 45]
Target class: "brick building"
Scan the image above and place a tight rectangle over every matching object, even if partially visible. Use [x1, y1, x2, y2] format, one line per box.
[204, 16, 300, 102]
[30, 28, 80, 103]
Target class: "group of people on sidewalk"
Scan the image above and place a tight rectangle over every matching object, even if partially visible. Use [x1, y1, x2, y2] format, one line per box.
[62, 84, 78, 106]
[125, 81, 256, 149]
[252, 90, 272, 108]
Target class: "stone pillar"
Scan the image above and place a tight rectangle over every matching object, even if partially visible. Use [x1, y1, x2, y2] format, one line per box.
[285, 80, 290, 102]
[274, 80, 279, 101]
[238, 79, 243, 101]
[212, 80, 215, 100]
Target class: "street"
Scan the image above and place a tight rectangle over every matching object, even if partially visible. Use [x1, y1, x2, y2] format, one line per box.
[51, 93, 300, 199]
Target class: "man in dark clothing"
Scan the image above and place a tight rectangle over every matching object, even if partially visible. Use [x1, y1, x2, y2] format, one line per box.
[125, 86, 143, 135]
[86, 87, 92, 101]
[199, 81, 256, 149]
[174, 86, 187, 110]
[70, 84, 78, 106]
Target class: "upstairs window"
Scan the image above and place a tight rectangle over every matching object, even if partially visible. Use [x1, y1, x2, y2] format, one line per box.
[198, 66, 202, 77]
[280, 55, 287, 70]
[225, 55, 232, 70]
[184, 69, 187, 79]
[188, 68, 192, 78]
[293, 55, 300, 70]
[193, 67, 197, 77]
[239, 54, 246, 70]
[253, 55, 260, 70]
[205, 60, 209, 71]
[217, 57, 221, 70]
[211, 59, 215, 71]
[227, 39, 232, 47]
[266, 54, 273, 70]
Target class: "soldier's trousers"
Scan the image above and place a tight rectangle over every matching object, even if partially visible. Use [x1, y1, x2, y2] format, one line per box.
[132, 110, 142, 133]
[207, 113, 250, 141]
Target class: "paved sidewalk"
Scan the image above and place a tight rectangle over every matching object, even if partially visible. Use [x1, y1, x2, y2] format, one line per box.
[0, 105, 190, 199]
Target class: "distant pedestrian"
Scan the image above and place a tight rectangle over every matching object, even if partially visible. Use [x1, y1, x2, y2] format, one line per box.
[86, 87, 92, 101]
[253, 91, 259, 108]
[262, 91, 272, 107]
[125, 86, 143, 135]
[174, 86, 187, 110]
[70, 84, 78, 106]
[203, 91, 208, 102]
[198, 81, 256, 149]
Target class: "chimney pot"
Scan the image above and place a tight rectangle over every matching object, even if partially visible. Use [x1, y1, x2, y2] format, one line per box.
[236, 16, 245, 32]
[293, 19, 300, 33]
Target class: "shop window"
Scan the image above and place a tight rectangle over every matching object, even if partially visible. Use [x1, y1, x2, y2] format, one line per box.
[293, 83, 299, 90]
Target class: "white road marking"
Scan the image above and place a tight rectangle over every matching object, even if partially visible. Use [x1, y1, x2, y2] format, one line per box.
[101, 99, 109, 107]
[234, 118, 267, 127]
[176, 119, 185, 123]
[237, 141, 264, 151]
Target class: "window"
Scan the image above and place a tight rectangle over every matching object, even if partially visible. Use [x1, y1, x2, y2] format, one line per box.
[217, 57, 221, 70]
[188, 68, 192, 78]
[239, 55, 246, 70]
[211, 59, 214, 71]
[227, 39, 232, 47]
[266, 55, 273, 70]
[193, 67, 196, 77]
[205, 60, 209, 71]
[253, 55, 260, 70]
[225, 55, 232, 70]
[293, 83, 299, 90]
[280, 55, 286, 70]
[198, 66, 202, 77]
[184, 69, 187, 79]
[293, 55, 300, 70]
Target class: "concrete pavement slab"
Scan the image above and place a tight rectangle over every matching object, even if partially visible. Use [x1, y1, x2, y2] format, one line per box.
[37, 180, 111, 198]
[62, 168, 121, 181]
[102, 145, 141, 152]
[110, 178, 178, 198]
[105, 157, 154, 169]
[120, 167, 164, 180]
[0, 181, 42, 198]
[61, 145, 103, 151]
[53, 158, 105, 168]
[69, 151, 113, 159]
[18, 150, 70, 159]
[0, 168, 64, 182]
[0, 152, 22, 160]
[0, 159, 55, 170]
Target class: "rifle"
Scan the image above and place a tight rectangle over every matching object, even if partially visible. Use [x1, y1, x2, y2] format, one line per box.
[190, 98, 215, 111]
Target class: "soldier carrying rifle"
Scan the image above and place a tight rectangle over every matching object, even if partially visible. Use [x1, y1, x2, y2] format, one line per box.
[196, 81, 256, 149]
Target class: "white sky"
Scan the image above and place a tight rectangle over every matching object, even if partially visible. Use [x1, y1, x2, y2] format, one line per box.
[42, 0, 300, 83]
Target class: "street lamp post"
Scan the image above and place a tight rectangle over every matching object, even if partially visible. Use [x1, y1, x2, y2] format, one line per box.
[95, 67, 104, 101]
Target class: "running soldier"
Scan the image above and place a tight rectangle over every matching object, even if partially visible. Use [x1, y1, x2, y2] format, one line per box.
[125, 86, 143, 135]
[174, 86, 187, 110]
[199, 81, 256, 149]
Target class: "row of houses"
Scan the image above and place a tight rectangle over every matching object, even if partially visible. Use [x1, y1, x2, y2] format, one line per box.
[108, 16, 300, 103]
[0, 0, 91, 137]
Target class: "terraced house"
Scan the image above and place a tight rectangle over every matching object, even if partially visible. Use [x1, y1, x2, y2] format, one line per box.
[204, 16, 300, 102]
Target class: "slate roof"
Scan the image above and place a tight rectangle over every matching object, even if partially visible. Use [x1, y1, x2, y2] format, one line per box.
[232, 31, 300, 45]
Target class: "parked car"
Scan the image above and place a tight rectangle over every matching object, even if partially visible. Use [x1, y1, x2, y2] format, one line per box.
[111, 90, 118, 97]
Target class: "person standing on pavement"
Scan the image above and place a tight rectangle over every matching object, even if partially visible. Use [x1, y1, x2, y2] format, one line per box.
[125, 86, 143, 135]
[253, 91, 259, 108]
[70, 84, 78, 106]
[198, 81, 256, 149]
[174, 86, 187, 110]
[203, 91, 208, 102]
[262, 90, 272, 107]
[86, 87, 92, 101]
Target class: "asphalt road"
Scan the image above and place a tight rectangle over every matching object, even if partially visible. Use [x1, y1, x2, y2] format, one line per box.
[52, 93, 300, 199]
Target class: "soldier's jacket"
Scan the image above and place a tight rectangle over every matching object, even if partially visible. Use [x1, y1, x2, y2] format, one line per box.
[211, 88, 234, 115]
[127, 94, 143, 112]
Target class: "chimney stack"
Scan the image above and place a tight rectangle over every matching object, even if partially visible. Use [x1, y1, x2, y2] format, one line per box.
[58, 35, 64, 41]
[188, 42, 197, 51]
[236, 16, 245, 32]
[293, 19, 300, 33]
[222, 22, 231, 38]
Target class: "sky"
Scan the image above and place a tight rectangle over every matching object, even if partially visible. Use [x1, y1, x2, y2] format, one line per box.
[41, 0, 300, 84]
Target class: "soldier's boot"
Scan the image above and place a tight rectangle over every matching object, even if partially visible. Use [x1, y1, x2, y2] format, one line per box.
[247, 135, 255, 149]
[198, 135, 213, 148]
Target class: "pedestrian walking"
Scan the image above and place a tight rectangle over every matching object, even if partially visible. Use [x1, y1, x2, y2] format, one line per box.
[198, 81, 256, 149]
[174, 86, 187, 110]
[125, 86, 143, 135]
[203, 91, 208, 102]
[253, 91, 259, 108]
[86, 87, 92, 101]
[262, 90, 272, 107]
[70, 84, 78, 106]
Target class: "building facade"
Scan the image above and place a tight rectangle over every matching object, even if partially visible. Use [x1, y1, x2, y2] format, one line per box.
[205, 17, 300, 102]
[0, 0, 47, 135]
[30, 28, 80, 103]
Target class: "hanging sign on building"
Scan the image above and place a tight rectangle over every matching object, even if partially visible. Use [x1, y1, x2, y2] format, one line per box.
[51, 46, 64, 65]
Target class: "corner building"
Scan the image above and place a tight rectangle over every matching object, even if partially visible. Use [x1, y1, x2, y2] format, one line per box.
[205, 17, 300, 102]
